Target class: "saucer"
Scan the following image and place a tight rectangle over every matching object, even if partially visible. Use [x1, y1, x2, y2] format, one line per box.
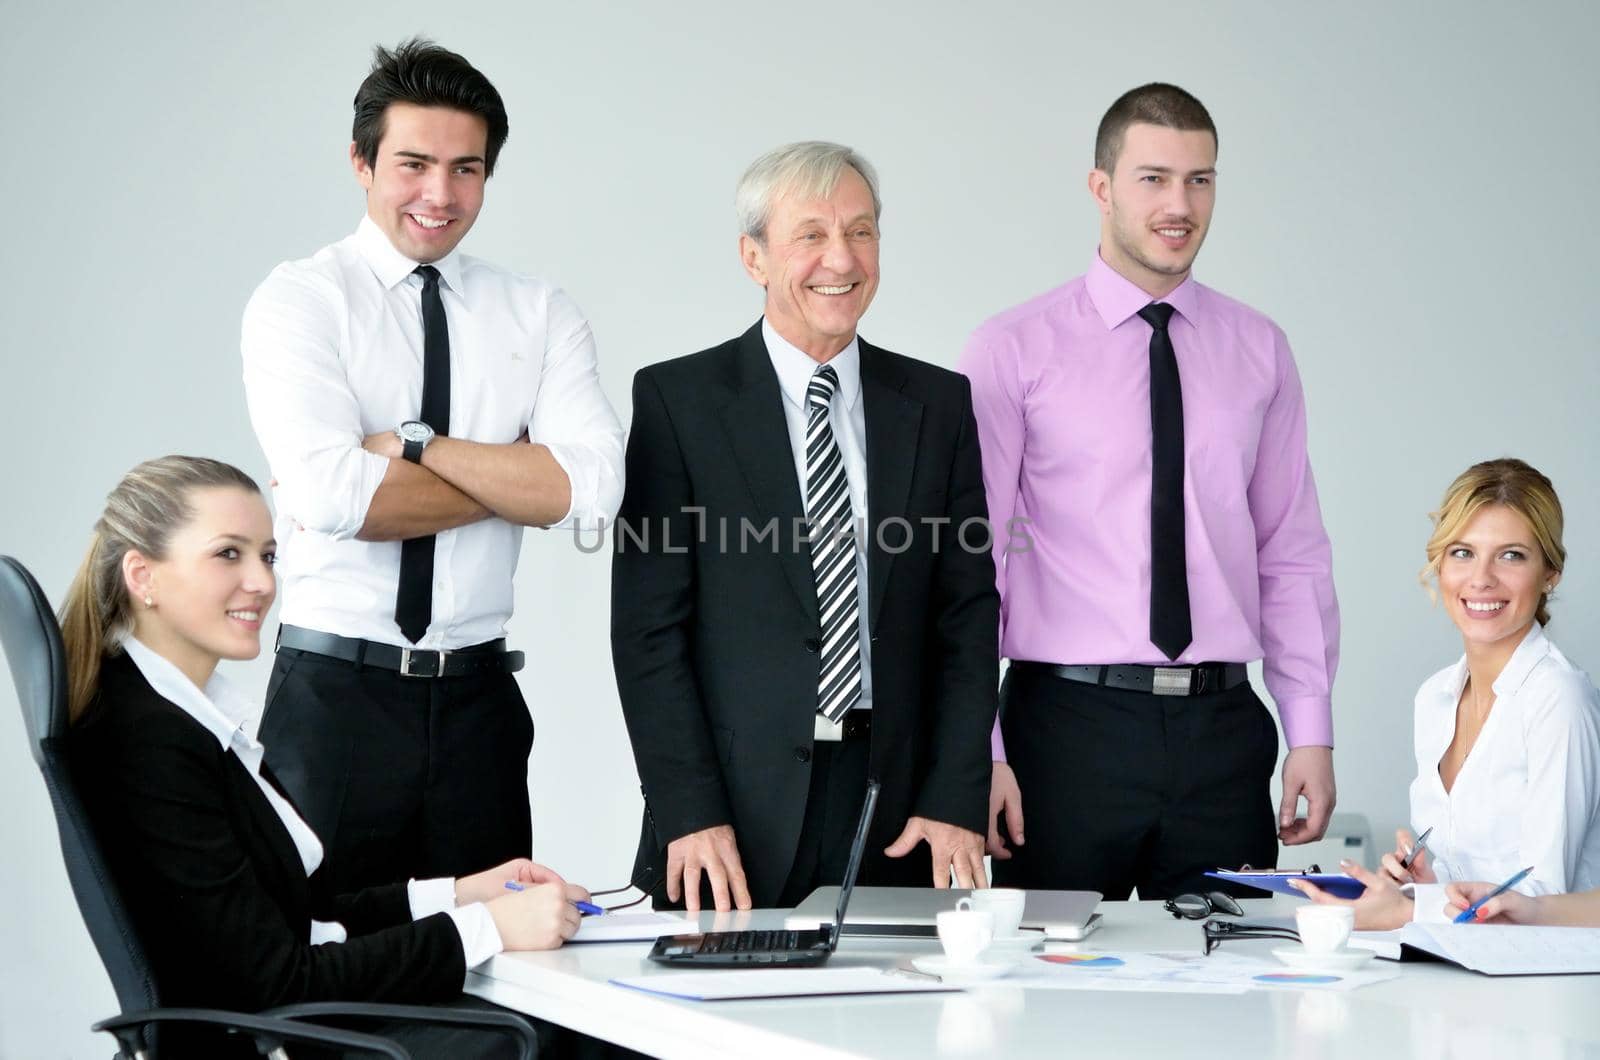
[984, 931, 1045, 954]
[910, 955, 1017, 982]
[1271, 945, 1375, 972]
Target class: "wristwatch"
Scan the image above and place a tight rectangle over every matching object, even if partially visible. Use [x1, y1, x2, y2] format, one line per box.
[395, 421, 435, 464]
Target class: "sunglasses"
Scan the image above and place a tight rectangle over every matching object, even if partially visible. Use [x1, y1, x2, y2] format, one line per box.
[1164, 891, 1244, 920]
[1202, 917, 1301, 956]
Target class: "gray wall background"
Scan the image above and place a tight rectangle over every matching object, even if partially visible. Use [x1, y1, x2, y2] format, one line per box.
[2, 1, 1596, 1055]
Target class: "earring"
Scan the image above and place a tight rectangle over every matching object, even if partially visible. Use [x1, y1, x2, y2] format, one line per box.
[143, 595, 153, 608]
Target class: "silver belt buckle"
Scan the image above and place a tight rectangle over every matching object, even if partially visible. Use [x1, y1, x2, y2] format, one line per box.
[813, 713, 845, 742]
[1152, 667, 1193, 696]
[399, 648, 449, 677]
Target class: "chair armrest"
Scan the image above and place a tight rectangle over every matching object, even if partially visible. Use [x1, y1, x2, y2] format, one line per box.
[264, 1000, 537, 1060]
[92, 1006, 408, 1059]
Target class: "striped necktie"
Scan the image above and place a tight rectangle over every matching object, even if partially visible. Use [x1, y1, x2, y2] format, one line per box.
[805, 365, 863, 723]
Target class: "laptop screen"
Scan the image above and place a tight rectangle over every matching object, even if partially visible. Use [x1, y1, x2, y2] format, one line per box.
[831, 779, 881, 940]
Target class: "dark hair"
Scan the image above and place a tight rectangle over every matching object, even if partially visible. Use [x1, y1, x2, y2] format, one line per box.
[352, 38, 510, 177]
[1094, 83, 1217, 173]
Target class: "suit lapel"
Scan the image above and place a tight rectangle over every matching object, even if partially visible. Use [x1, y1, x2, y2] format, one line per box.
[719, 322, 819, 624]
[861, 340, 922, 632]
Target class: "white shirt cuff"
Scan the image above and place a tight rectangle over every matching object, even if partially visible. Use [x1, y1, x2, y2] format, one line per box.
[310, 919, 349, 945]
[1408, 882, 1452, 923]
[407, 877, 457, 920]
[541, 440, 621, 531]
[447, 903, 506, 969]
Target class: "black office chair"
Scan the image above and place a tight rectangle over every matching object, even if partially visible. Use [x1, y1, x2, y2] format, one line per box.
[0, 555, 537, 1059]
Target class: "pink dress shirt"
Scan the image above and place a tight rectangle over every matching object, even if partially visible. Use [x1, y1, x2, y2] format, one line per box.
[959, 253, 1338, 759]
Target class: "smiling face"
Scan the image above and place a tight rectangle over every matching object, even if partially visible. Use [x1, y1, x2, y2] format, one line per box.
[739, 165, 880, 361]
[1089, 122, 1217, 297]
[352, 102, 488, 263]
[124, 486, 277, 688]
[1437, 504, 1559, 655]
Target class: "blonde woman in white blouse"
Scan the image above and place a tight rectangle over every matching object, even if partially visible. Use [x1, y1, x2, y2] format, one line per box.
[1295, 458, 1600, 928]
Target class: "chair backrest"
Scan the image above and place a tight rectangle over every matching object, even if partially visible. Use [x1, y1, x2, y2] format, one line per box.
[0, 555, 162, 1029]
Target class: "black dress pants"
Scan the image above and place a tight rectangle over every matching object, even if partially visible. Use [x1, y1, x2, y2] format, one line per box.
[261, 646, 535, 895]
[991, 663, 1278, 900]
[776, 730, 873, 908]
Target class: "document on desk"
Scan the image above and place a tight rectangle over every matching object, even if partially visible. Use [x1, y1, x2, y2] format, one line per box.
[1352, 924, 1600, 975]
[570, 912, 698, 943]
[609, 968, 958, 1001]
[1009, 951, 1401, 993]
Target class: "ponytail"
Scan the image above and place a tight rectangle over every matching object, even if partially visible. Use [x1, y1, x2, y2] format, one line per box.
[59, 530, 115, 722]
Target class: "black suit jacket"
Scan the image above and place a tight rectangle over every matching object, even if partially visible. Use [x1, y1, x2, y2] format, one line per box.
[612, 323, 1000, 905]
[69, 653, 466, 1014]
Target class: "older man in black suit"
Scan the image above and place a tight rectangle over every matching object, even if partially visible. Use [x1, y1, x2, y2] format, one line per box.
[612, 141, 999, 912]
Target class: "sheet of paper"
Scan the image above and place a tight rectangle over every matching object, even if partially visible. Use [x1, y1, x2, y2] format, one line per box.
[571, 912, 698, 943]
[609, 967, 957, 1000]
[1007, 950, 1400, 993]
[1409, 924, 1600, 975]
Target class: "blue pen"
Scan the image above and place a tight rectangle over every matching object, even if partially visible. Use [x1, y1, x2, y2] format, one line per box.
[1453, 866, 1534, 923]
[503, 881, 605, 916]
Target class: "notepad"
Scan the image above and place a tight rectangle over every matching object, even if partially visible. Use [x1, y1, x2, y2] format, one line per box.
[609, 967, 958, 1000]
[1349, 924, 1600, 975]
[570, 912, 698, 943]
[1205, 869, 1364, 899]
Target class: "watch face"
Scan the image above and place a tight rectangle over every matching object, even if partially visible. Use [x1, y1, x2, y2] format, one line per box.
[398, 422, 433, 443]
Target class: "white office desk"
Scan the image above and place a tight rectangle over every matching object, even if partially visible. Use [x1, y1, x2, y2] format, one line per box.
[465, 897, 1600, 1059]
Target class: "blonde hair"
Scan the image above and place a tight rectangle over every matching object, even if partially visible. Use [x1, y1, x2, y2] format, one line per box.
[58, 456, 260, 721]
[1421, 457, 1565, 627]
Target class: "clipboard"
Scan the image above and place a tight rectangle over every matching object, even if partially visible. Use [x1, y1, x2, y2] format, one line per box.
[1205, 869, 1365, 900]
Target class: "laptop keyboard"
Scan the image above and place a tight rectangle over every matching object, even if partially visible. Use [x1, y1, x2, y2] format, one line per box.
[698, 930, 803, 954]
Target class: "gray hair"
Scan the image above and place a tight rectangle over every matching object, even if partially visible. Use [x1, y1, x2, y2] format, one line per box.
[735, 141, 882, 243]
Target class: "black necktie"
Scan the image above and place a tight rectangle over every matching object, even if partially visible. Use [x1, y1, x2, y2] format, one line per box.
[394, 265, 451, 643]
[1138, 302, 1192, 660]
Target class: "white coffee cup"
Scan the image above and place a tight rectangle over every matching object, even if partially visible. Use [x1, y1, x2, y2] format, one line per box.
[936, 899, 995, 964]
[966, 888, 1027, 938]
[1295, 904, 1355, 955]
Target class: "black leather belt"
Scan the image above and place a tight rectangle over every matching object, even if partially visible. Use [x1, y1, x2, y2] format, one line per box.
[276, 625, 525, 678]
[1015, 660, 1248, 697]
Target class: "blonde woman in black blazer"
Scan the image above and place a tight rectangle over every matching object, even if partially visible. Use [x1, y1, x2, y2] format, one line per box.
[60, 457, 591, 1057]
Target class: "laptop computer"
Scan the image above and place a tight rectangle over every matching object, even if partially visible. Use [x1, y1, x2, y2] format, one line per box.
[785, 885, 1102, 940]
[647, 779, 880, 967]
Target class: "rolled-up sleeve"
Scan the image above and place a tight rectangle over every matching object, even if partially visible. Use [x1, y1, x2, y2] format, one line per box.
[241, 266, 390, 539]
[1248, 327, 1339, 749]
[531, 288, 625, 531]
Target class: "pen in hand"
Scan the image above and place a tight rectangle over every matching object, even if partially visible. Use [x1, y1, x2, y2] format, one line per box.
[1453, 866, 1534, 924]
[503, 880, 605, 916]
[1400, 826, 1434, 871]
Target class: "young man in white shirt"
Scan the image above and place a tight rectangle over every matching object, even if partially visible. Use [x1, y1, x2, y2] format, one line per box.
[241, 38, 624, 895]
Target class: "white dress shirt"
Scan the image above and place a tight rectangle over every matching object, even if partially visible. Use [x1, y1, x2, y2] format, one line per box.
[241, 217, 625, 649]
[763, 318, 873, 712]
[120, 638, 503, 965]
[1406, 623, 1600, 921]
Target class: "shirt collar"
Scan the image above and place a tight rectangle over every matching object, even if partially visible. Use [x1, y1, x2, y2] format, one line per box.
[120, 637, 259, 755]
[353, 215, 465, 299]
[1084, 249, 1201, 331]
[762, 317, 862, 413]
[1492, 622, 1553, 697]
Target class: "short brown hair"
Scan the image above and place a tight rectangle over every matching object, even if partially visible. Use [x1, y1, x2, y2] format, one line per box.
[1095, 83, 1217, 173]
[1421, 458, 1566, 627]
[353, 38, 510, 177]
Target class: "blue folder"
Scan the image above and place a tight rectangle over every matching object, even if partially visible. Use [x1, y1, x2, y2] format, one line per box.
[1205, 869, 1366, 900]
